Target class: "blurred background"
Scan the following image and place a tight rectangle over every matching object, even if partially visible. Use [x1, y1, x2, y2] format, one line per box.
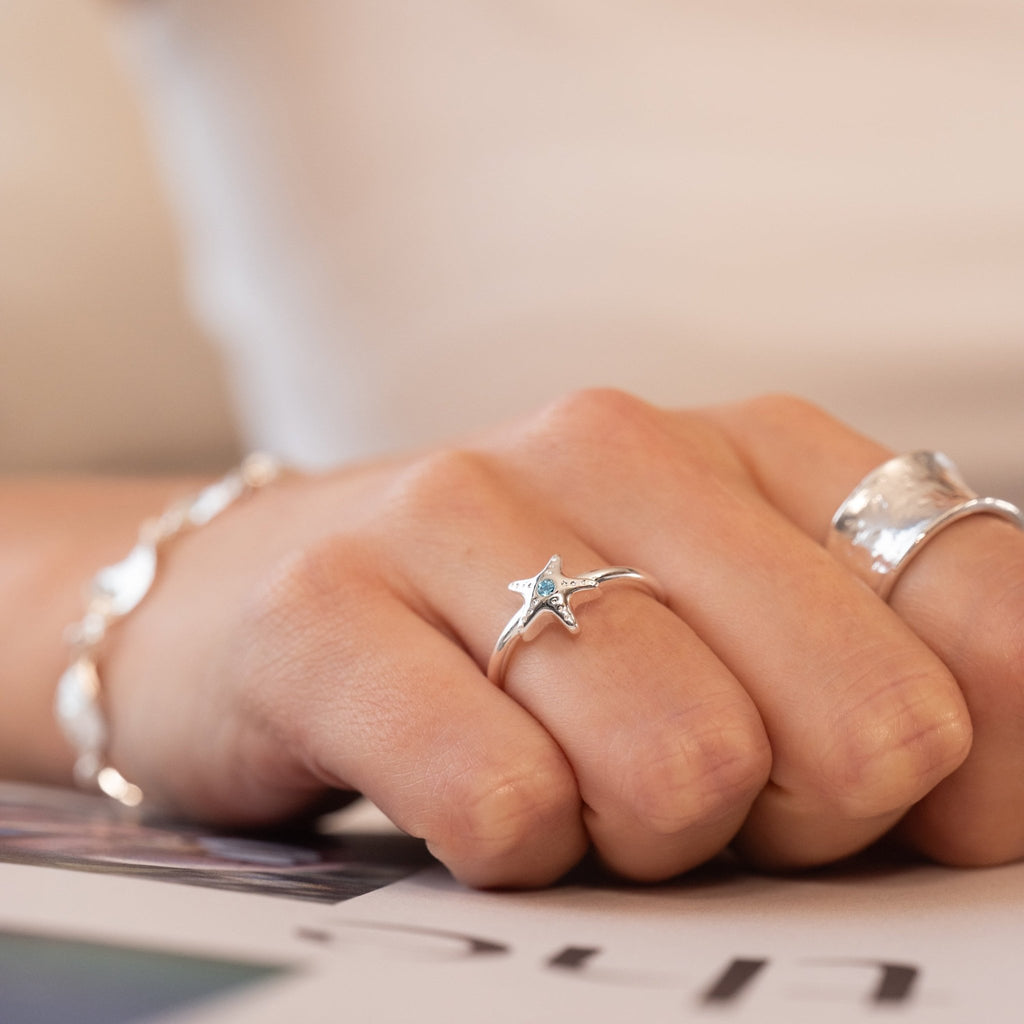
[0, 0, 239, 472]
[3, 1, 1020, 501]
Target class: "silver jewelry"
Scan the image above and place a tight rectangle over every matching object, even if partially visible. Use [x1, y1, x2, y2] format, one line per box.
[55, 453, 283, 807]
[487, 554, 664, 684]
[827, 451, 1024, 600]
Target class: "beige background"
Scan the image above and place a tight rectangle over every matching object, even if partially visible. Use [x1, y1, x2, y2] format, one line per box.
[0, 0, 239, 473]
[4, 1, 1020, 499]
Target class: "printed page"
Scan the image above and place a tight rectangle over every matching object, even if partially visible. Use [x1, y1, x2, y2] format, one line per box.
[3, 783, 1023, 1023]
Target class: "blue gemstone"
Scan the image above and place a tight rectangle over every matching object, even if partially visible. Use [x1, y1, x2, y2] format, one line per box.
[537, 578, 556, 597]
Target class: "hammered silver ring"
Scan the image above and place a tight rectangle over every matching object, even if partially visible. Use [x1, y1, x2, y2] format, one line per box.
[827, 451, 1024, 600]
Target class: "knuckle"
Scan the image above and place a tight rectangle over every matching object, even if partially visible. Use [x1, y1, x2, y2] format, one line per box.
[739, 392, 835, 432]
[242, 535, 364, 640]
[815, 661, 973, 817]
[516, 388, 745, 504]
[619, 711, 771, 836]
[532, 387, 669, 462]
[542, 385, 650, 427]
[385, 446, 506, 534]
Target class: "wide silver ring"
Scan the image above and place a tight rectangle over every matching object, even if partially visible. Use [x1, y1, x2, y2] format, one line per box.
[487, 554, 665, 684]
[827, 451, 1024, 600]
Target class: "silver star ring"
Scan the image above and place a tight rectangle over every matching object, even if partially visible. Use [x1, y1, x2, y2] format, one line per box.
[827, 451, 1024, 600]
[487, 555, 665, 684]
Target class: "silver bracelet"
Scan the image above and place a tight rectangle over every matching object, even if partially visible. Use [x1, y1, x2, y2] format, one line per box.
[55, 453, 282, 807]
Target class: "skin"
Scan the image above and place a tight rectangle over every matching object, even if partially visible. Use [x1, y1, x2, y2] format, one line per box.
[3, 392, 1022, 888]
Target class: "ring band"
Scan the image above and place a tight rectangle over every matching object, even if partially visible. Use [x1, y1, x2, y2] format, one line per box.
[487, 554, 664, 684]
[827, 451, 1024, 600]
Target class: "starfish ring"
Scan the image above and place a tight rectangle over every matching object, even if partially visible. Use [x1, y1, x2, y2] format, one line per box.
[828, 451, 1023, 600]
[487, 555, 665, 684]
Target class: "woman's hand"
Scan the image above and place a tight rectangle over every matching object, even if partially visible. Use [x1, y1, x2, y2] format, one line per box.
[100, 392, 1024, 887]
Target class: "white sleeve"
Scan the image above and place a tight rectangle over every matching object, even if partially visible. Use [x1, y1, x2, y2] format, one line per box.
[118, 0, 1024, 493]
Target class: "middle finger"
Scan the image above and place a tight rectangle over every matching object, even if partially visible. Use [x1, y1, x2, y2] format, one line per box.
[387, 447, 772, 881]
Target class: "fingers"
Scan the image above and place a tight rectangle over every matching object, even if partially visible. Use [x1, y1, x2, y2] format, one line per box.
[503, 590, 769, 881]
[496, 390, 972, 869]
[110, 438, 773, 888]
[230, 538, 590, 889]
[709, 394, 1024, 867]
[108, 388, 1018, 887]
[385, 449, 771, 882]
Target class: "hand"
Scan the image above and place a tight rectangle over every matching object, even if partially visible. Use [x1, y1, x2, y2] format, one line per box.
[101, 391, 1024, 887]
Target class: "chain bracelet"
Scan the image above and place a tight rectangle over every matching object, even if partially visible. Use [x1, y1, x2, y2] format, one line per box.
[54, 453, 282, 807]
